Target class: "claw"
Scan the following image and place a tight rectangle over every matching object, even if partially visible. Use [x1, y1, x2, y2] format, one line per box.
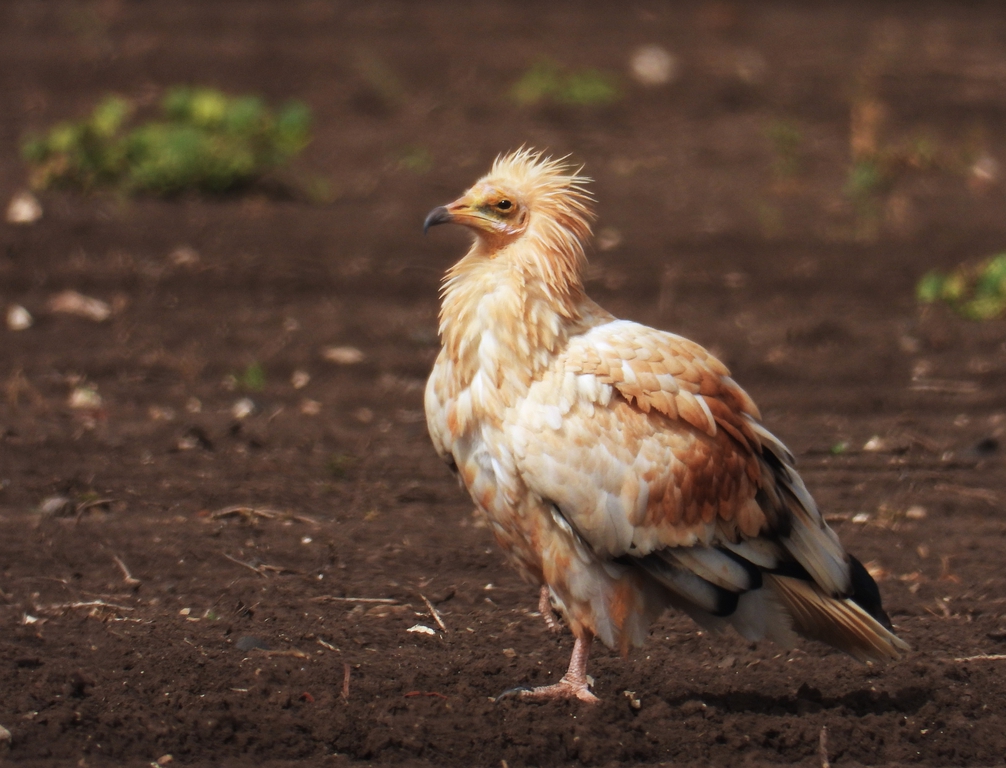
[515, 677, 599, 703]
[492, 633, 599, 704]
[492, 685, 533, 703]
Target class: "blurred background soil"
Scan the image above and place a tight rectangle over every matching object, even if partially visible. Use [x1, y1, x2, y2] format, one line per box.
[1, 2, 1005, 766]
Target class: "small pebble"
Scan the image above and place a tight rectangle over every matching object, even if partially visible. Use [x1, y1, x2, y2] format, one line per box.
[862, 436, 886, 452]
[6, 305, 32, 330]
[596, 227, 622, 251]
[322, 346, 364, 364]
[68, 386, 102, 410]
[232, 398, 255, 420]
[630, 45, 678, 86]
[37, 496, 73, 517]
[407, 624, 437, 636]
[167, 246, 200, 268]
[623, 690, 641, 710]
[6, 191, 42, 224]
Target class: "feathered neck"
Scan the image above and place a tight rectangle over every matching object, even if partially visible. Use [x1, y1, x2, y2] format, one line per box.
[436, 149, 600, 392]
[439, 227, 595, 395]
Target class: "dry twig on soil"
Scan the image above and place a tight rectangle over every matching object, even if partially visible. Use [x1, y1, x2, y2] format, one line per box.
[221, 552, 293, 578]
[311, 595, 399, 604]
[208, 505, 320, 527]
[420, 593, 448, 632]
[113, 555, 141, 586]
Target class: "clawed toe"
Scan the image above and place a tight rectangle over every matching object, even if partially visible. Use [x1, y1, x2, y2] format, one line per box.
[493, 685, 533, 702]
[493, 678, 598, 704]
[518, 677, 599, 703]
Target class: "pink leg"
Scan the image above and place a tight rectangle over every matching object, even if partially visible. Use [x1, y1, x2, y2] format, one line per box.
[538, 585, 562, 634]
[510, 633, 599, 703]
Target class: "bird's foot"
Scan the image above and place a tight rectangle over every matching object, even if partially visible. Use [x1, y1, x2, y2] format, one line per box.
[495, 676, 599, 704]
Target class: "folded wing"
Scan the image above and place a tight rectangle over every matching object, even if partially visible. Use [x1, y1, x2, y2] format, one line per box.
[509, 320, 907, 661]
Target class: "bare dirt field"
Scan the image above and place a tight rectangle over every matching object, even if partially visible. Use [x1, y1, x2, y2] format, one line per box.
[1, 2, 1005, 766]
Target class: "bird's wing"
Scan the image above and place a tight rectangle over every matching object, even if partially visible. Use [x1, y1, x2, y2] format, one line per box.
[425, 348, 454, 463]
[509, 319, 851, 598]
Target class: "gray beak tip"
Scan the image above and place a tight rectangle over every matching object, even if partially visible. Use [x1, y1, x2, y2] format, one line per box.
[423, 206, 452, 235]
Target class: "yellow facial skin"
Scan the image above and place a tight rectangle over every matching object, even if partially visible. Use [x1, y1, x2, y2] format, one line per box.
[424, 183, 528, 240]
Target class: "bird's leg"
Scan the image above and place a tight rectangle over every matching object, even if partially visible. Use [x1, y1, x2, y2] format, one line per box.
[513, 632, 599, 703]
[538, 585, 562, 633]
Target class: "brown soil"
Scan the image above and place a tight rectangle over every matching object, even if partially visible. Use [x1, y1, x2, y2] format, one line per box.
[2, 2, 1006, 766]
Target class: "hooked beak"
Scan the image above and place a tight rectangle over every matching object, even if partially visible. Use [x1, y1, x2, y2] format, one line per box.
[423, 205, 453, 235]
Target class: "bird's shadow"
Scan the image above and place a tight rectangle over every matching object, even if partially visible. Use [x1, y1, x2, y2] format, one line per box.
[663, 683, 931, 717]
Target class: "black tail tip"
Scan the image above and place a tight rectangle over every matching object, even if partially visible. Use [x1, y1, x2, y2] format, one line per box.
[848, 555, 893, 630]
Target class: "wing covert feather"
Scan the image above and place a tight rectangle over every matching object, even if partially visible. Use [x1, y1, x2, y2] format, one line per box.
[510, 321, 768, 558]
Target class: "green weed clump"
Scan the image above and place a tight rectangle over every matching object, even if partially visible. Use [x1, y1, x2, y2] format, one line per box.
[510, 60, 620, 106]
[22, 87, 312, 195]
[917, 254, 1006, 320]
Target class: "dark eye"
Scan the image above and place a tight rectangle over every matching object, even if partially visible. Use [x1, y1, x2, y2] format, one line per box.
[496, 199, 512, 211]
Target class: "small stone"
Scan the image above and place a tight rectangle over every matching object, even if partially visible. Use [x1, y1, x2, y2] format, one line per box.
[862, 436, 886, 452]
[231, 398, 255, 420]
[0, 723, 11, 747]
[167, 246, 200, 267]
[37, 496, 73, 517]
[322, 346, 364, 364]
[630, 45, 678, 86]
[623, 689, 641, 709]
[291, 370, 310, 389]
[852, 512, 871, 524]
[68, 386, 102, 410]
[354, 407, 374, 424]
[300, 398, 321, 416]
[155, 755, 173, 766]
[905, 505, 927, 520]
[971, 154, 999, 184]
[502, 648, 517, 658]
[48, 290, 111, 322]
[148, 405, 176, 421]
[6, 305, 33, 331]
[406, 624, 437, 635]
[6, 191, 42, 224]
[596, 227, 622, 251]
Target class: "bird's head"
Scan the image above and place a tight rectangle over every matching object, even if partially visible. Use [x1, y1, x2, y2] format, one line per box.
[424, 149, 595, 260]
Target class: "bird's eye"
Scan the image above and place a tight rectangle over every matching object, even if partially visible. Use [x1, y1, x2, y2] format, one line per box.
[496, 200, 512, 211]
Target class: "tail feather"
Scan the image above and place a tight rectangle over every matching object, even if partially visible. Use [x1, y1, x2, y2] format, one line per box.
[637, 542, 909, 662]
[765, 573, 910, 662]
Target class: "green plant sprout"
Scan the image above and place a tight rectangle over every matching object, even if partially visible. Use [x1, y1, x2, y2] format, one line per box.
[510, 60, 620, 107]
[237, 362, 267, 392]
[22, 87, 312, 195]
[917, 254, 1006, 320]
